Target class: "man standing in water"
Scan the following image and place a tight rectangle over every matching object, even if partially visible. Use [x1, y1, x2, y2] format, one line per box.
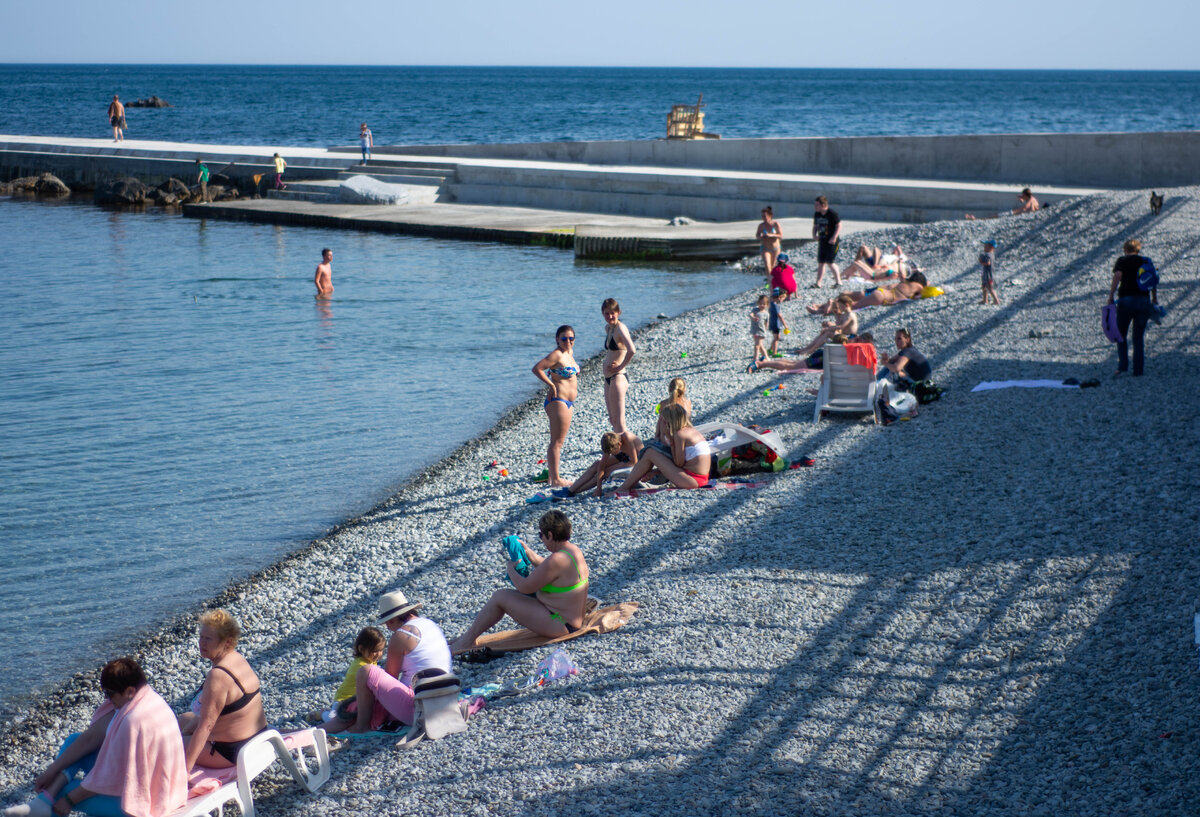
[107, 95, 125, 142]
[315, 248, 334, 296]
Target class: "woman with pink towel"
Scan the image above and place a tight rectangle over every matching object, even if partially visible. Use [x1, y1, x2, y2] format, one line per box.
[4, 657, 186, 817]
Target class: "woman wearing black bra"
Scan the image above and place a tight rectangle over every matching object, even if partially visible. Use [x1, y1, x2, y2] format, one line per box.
[601, 298, 635, 436]
[178, 609, 267, 770]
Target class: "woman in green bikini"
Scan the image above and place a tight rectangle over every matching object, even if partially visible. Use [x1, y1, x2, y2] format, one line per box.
[449, 511, 589, 654]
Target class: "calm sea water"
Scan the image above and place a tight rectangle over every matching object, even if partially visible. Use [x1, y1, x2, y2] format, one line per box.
[2, 65, 1196, 707]
[0, 66, 1198, 146]
[0, 196, 753, 705]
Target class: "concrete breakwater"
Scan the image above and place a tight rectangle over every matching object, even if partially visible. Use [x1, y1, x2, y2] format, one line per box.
[1, 131, 1183, 258]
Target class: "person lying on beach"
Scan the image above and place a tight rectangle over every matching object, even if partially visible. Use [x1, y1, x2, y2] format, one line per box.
[613, 404, 711, 491]
[806, 273, 927, 314]
[178, 610, 268, 771]
[843, 244, 913, 282]
[305, 627, 385, 725]
[321, 590, 452, 733]
[554, 430, 641, 498]
[965, 187, 1040, 220]
[450, 511, 589, 653]
[4, 658, 187, 817]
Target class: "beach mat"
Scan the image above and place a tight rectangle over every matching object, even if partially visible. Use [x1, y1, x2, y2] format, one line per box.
[458, 601, 639, 655]
[609, 480, 766, 499]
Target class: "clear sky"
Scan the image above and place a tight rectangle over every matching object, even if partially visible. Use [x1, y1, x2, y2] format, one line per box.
[3, 0, 1198, 70]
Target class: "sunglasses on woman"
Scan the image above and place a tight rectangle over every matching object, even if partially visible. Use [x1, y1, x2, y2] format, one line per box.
[559, 336, 575, 342]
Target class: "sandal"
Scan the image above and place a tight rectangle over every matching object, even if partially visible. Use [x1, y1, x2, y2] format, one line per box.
[458, 646, 504, 664]
[532, 468, 550, 483]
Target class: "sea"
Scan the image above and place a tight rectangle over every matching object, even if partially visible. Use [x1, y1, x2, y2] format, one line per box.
[1, 65, 1198, 708]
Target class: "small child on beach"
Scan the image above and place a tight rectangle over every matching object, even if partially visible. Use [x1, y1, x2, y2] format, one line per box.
[749, 295, 769, 365]
[306, 626, 386, 724]
[979, 239, 1000, 304]
[768, 288, 790, 357]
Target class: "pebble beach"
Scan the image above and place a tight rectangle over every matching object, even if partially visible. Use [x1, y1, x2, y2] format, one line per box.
[2, 185, 1198, 816]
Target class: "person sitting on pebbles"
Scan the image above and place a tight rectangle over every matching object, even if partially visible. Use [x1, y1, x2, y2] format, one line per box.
[612, 404, 711, 491]
[450, 510, 589, 654]
[4, 657, 187, 817]
[750, 294, 859, 373]
[321, 590, 452, 733]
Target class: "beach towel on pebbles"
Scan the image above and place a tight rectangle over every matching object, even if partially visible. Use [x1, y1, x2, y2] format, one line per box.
[971, 380, 1081, 392]
[455, 602, 639, 655]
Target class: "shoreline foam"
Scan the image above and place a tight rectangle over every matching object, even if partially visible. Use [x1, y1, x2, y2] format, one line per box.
[4, 186, 1199, 815]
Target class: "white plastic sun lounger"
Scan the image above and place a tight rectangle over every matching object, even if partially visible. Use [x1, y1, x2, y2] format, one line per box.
[171, 728, 330, 817]
[693, 421, 785, 461]
[812, 344, 879, 424]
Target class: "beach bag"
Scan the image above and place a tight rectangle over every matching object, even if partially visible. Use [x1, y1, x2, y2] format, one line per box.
[1101, 303, 1122, 342]
[1136, 256, 1159, 291]
[912, 380, 944, 405]
[395, 669, 468, 749]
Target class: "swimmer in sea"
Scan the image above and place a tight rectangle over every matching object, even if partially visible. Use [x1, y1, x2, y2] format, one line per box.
[314, 248, 333, 296]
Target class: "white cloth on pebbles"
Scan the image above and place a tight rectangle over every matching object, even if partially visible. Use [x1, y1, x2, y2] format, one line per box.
[2, 186, 1199, 815]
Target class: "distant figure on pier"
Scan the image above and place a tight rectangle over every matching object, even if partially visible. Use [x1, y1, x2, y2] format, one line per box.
[107, 95, 125, 142]
[755, 206, 782, 281]
[812, 195, 842, 288]
[272, 153, 287, 190]
[965, 187, 1040, 220]
[359, 123, 373, 165]
[195, 159, 209, 203]
[315, 248, 334, 296]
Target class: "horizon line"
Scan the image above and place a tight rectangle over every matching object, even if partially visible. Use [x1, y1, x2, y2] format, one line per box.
[1, 63, 1198, 72]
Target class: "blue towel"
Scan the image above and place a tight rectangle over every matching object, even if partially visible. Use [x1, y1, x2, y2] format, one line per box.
[503, 535, 533, 580]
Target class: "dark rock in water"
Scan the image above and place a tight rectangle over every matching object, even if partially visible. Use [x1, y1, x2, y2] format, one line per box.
[94, 177, 148, 205]
[147, 187, 179, 206]
[205, 185, 226, 201]
[33, 173, 71, 197]
[8, 175, 40, 191]
[158, 177, 191, 198]
[126, 96, 172, 108]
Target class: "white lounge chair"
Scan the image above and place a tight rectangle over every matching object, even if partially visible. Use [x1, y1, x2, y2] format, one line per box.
[171, 728, 330, 817]
[812, 344, 880, 424]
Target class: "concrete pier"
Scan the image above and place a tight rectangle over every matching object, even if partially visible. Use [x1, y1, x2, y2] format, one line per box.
[0, 132, 1149, 259]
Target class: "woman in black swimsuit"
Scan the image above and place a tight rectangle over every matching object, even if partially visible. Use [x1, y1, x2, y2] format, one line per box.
[178, 609, 267, 770]
[601, 298, 635, 435]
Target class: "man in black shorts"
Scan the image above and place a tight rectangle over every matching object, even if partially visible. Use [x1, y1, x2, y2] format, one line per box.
[812, 195, 842, 287]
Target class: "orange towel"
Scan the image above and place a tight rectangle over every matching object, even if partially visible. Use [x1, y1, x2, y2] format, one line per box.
[843, 343, 878, 371]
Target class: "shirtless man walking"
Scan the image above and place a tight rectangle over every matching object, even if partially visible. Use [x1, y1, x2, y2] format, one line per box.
[107, 95, 125, 142]
[314, 248, 334, 296]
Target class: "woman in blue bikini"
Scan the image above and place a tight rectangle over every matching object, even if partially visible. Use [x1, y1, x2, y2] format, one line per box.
[533, 325, 579, 488]
[449, 510, 589, 653]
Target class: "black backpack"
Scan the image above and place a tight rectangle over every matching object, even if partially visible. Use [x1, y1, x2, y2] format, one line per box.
[912, 379, 945, 405]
